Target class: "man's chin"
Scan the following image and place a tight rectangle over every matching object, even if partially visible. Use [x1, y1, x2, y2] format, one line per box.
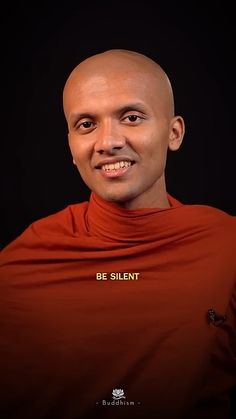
[93, 189, 137, 206]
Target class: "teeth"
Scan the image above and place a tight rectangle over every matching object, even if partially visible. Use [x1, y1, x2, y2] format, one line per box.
[101, 161, 132, 171]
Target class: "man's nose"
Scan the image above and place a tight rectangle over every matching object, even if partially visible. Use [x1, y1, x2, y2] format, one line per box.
[94, 121, 126, 154]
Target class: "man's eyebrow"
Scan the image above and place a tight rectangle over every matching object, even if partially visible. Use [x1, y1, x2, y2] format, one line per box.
[116, 103, 148, 114]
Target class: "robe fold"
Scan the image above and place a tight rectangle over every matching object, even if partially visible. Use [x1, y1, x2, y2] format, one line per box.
[0, 192, 236, 419]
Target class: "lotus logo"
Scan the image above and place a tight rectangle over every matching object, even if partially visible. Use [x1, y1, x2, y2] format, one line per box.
[112, 389, 126, 400]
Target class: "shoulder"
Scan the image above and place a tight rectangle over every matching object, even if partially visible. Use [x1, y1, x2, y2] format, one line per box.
[169, 200, 236, 251]
[169, 194, 235, 228]
[1, 201, 89, 254]
[177, 202, 236, 230]
[31, 201, 89, 236]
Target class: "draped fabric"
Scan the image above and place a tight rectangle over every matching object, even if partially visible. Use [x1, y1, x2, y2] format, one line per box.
[0, 192, 235, 418]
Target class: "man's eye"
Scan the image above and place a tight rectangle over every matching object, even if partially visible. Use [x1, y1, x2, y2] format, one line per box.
[123, 114, 141, 123]
[79, 121, 93, 129]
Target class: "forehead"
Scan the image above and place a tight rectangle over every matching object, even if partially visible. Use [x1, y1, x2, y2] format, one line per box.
[65, 70, 159, 115]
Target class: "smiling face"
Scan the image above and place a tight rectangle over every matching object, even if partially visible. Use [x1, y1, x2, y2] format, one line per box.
[63, 50, 185, 209]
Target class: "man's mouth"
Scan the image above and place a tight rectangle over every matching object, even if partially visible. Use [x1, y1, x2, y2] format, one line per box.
[101, 160, 132, 171]
[95, 159, 135, 178]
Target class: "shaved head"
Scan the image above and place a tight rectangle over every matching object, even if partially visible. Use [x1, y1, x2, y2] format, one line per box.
[63, 49, 175, 121]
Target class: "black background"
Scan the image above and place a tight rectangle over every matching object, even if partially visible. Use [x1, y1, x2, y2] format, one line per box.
[1, 2, 235, 249]
[0, 1, 235, 412]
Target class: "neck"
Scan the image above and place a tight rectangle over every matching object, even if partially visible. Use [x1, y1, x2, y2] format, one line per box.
[110, 175, 170, 210]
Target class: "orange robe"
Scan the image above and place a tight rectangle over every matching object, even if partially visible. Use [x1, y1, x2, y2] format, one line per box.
[0, 192, 235, 419]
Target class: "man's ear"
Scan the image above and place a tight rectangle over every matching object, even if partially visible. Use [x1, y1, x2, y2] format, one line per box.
[67, 133, 77, 165]
[168, 116, 185, 151]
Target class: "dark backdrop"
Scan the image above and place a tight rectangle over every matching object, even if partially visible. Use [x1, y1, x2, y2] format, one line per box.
[1, 2, 235, 249]
[0, 2, 235, 412]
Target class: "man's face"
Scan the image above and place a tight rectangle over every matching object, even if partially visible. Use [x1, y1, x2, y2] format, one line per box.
[66, 68, 182, 209]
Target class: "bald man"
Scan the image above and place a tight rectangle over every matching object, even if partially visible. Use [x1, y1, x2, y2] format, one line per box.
[0, 49, 235, 419]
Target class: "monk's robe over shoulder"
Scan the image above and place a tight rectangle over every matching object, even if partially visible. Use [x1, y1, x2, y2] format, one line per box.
[0, 192, 236, 419]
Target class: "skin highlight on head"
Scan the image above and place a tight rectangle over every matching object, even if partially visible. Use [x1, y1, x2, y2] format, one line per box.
[63, 49, 175, 120]
[63, 49, 185, 210]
